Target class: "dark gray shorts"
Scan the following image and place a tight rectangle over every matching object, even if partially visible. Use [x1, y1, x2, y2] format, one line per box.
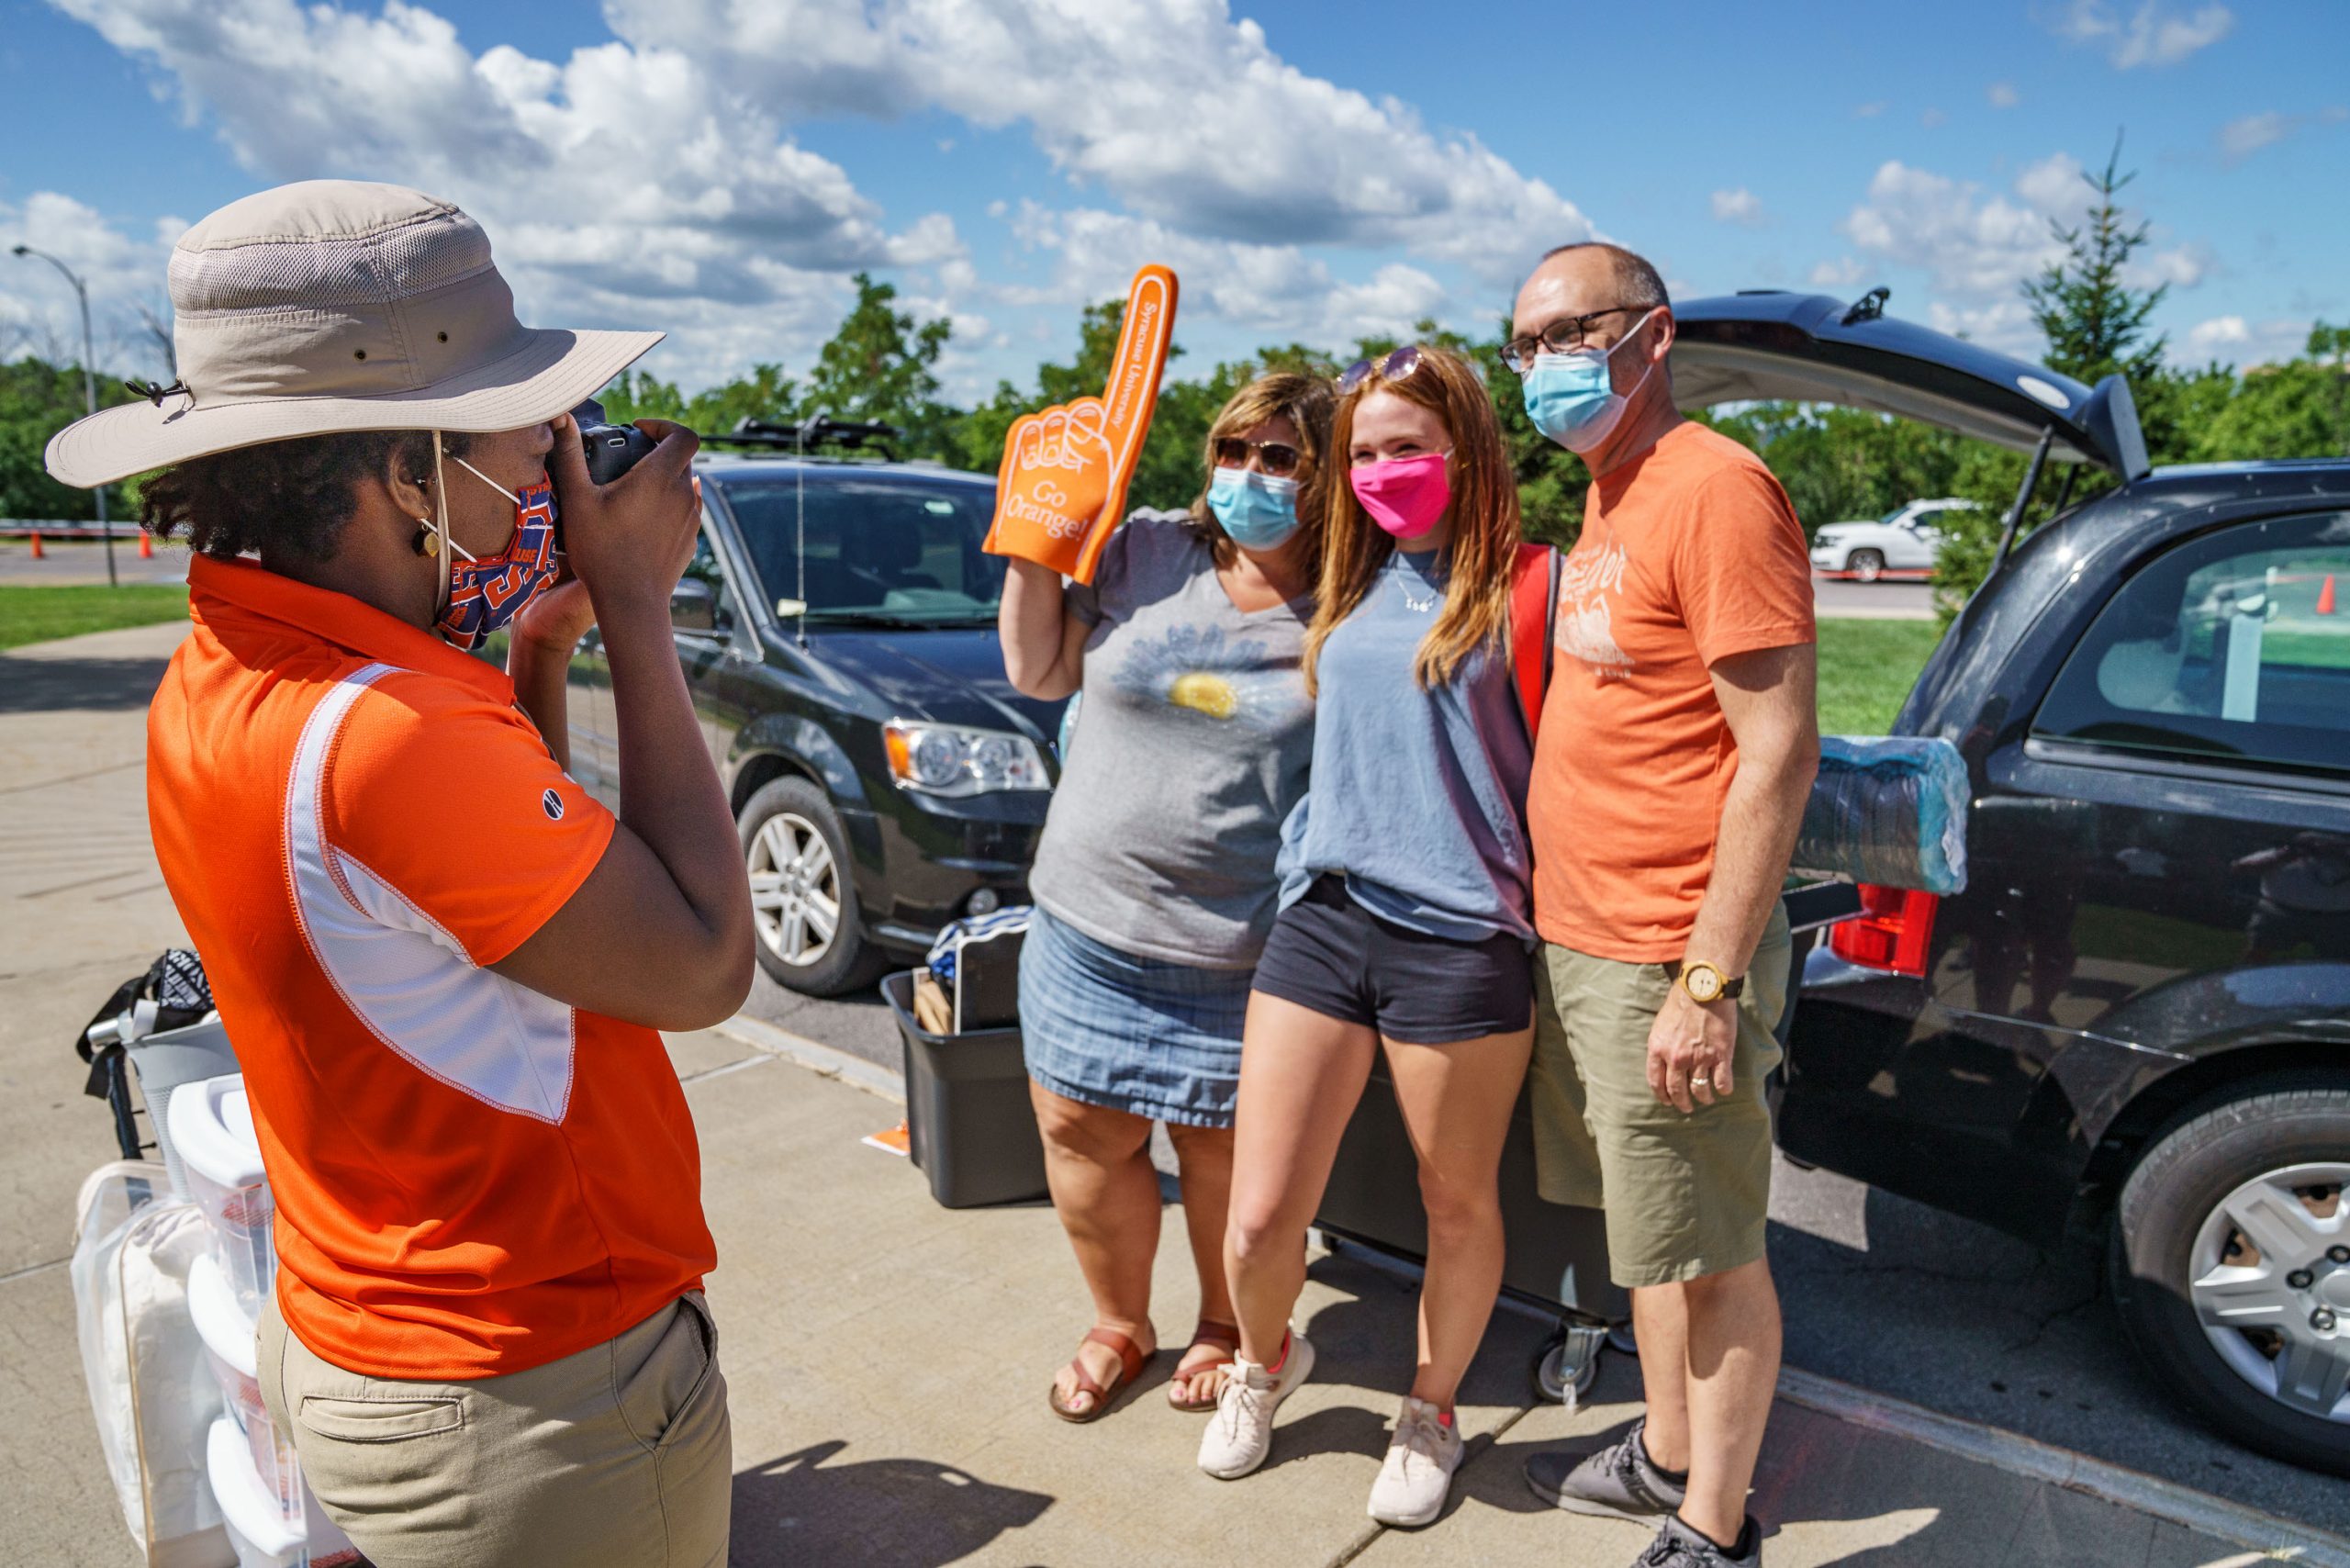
[1251, 876, 1534, 1045]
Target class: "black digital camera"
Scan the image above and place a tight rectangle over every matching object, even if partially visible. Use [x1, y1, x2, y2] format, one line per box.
[570, 398, 660, 486]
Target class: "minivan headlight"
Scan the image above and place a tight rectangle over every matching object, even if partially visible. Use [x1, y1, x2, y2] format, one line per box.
[883, 721, 1051, 796]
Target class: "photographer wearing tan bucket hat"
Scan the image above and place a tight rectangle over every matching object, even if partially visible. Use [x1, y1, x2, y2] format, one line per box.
[50, 181, 753, 1568]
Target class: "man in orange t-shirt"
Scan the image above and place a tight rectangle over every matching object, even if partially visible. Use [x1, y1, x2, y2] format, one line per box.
[46, 182, 754, 1568]
[1505, 245, 1819, 1568]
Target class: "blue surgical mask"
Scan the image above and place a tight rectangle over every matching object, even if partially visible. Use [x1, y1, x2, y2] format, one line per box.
[1206, 466, 1302, 550]
[1522, 308, 1661, 454]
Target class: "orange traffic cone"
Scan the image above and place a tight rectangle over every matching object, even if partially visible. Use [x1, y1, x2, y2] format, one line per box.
[2319, 575, 2337, 616]
[27, 531, 42, 560]
[139, 531, 153, 560]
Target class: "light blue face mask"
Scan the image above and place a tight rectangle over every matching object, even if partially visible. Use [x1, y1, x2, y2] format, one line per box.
[1521, 308, 1661, 453]
[1206, 466, 1302, 549]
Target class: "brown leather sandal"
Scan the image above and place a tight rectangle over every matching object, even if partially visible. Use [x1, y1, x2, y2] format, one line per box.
[1047, 1327, 1151, 1424]
[1166, 1319, 1240, 1412]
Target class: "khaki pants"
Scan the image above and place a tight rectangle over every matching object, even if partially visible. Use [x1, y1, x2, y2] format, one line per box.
[258, 1293, 731, 1568]
[1528, 906, 1791, 1289]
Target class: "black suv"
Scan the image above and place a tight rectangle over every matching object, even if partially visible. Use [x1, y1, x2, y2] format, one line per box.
[559, 437, 1064, 994]
[1672, 291, 2350, 1474]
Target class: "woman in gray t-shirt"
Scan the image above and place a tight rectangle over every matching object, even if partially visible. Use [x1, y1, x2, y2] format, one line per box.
[1000, 374, 1330, 1423]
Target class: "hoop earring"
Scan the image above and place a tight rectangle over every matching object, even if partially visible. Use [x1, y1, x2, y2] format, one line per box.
[414, 518, 440, 558]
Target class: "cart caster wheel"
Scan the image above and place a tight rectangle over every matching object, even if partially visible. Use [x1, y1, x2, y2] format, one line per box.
[1607, 1323, 1639, 1359]
[1531, 1321, 1610, 1406]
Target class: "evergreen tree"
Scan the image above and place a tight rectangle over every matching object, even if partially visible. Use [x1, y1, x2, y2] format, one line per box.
[1933, 136, 2176, 618]
[2022, 139, 2167, 386]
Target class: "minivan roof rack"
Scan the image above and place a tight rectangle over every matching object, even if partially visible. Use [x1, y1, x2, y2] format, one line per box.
[704, 414, 901, 462]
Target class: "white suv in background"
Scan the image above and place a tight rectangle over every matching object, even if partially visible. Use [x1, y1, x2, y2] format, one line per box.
[1809, 498, 1975, 581]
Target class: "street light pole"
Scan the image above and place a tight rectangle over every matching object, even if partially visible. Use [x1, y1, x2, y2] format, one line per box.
[11, 244, 115, 586]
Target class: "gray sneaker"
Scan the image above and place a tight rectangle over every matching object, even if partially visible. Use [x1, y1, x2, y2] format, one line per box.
[1634, 1513, 1761, 1566]
[1523, 1418, 1687, 1520]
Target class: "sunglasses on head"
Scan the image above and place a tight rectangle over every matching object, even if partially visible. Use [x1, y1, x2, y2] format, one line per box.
[1336, 343, 1423, 395]
[1213, 435, 1304, 477]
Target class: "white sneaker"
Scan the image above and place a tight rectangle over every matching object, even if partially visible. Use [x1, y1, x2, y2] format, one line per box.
[1197, 1331, 1316, 1480]
[1366, 1395, 1464, 1528]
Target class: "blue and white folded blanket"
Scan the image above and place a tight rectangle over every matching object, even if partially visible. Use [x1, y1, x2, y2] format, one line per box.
[1791, 736, 1970, 895]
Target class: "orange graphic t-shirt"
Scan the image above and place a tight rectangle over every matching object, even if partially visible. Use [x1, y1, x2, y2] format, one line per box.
[149, 555, 714, 1381]
[1528, 421, 1815, 962]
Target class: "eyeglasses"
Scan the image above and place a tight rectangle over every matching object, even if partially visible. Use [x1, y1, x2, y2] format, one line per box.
[1337, 343, 1423, 395]
[1499, 306, 1645, 374]
[1213, 436, 1304, 477]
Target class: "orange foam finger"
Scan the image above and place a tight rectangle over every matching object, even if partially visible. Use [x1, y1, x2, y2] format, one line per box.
[1098, 265, 1177, 464]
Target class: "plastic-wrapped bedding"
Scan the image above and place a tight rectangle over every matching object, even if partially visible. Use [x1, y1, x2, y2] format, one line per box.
[1790, 735, 1970, 895]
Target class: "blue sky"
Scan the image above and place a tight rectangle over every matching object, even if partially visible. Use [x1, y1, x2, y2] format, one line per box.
[3, 0, 2344, 403]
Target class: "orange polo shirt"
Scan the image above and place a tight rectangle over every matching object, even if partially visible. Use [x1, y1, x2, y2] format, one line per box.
[148, 554, 714, 1381]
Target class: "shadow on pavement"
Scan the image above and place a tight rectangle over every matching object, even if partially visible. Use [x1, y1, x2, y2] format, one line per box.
[0, 654, 173, 713]
[730, 1439, 1053, 1566]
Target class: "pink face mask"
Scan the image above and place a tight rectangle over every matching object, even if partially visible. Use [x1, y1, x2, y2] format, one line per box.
[1348, 450, 1451, 539]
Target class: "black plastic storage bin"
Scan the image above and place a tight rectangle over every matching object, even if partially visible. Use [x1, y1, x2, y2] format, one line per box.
[882, 969, 1050, 1208]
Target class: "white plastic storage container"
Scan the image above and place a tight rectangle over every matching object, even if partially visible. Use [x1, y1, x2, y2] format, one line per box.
[168, 1075, 275, 1314]
[187, 1252, 297, 1513]
[205, 1419, 358, 1568]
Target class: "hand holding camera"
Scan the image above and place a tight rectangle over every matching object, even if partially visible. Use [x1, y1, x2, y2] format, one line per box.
[544, 404, 702, 632]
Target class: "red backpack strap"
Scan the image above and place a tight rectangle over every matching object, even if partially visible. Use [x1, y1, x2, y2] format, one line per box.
[1510, 542, 1559, 742]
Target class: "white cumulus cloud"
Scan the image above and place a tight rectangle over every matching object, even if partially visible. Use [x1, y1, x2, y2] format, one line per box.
[1709, 188, 1766, 228]
[0, 194, 183, 375]
[2043, 1, 2234, 69]
[1000, 203, 1447, 349]
[2185, 313, 2311, 366]
[1987, 82, 2020, 108]
[47, 0, 968, 388]
[1839, 161, 2062, 298]
[599, 0, 1595, 288]
[2218, 106, 2347, 162]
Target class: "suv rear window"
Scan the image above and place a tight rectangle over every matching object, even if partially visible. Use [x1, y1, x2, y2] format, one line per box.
[722, 474, 1003, 623]
[2031, 511, 2350, 776]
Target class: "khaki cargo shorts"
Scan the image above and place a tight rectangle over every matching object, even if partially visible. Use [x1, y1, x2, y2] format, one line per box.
[1528, 905, 1791, 1290]
[259, 1291, 731, 1568]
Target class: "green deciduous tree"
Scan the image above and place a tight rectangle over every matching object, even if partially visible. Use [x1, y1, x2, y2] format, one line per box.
[798, 273, 957, 458]
[0, 357, 137, 521]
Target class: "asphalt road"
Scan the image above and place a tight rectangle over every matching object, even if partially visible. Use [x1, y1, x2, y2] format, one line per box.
[0, 536, 193, 585]
[1811, 576, 1937, 619]
[744, 973, 2350, 1535]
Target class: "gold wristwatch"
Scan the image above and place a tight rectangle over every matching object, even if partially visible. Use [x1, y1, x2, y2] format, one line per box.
[1674, 960, 1743, 1005]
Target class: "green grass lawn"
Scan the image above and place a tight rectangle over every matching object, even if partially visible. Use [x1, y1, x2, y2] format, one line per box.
[1816, 618, 1943, 735]
[0, 584, 190, 652]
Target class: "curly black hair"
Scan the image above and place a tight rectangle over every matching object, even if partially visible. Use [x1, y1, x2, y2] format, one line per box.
[140, 429, 476, 562]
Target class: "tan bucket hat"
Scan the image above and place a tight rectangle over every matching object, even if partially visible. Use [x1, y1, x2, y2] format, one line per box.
[45, 180, 662, 487]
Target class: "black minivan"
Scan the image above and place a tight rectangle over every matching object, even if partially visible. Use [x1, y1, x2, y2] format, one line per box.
[1668, 291, 2350, 1475]
[559, 443, 1066, 996]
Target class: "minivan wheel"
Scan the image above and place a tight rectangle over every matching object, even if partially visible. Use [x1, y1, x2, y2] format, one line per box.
[739, 776, 882, 997]
[1847, 548, 1886, 583]
[2110, 1081, 2350, 1476]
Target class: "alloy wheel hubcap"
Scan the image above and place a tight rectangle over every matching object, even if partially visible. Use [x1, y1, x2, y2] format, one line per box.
[2188, 1160, 2350, 1423]
[746, 811, 841, 967]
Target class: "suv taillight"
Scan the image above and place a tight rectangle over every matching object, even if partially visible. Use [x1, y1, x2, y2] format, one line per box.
[1828, 884, 1940, 978]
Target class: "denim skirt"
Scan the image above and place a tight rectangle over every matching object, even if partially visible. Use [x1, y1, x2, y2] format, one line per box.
[1018, 904, 1252, 1128]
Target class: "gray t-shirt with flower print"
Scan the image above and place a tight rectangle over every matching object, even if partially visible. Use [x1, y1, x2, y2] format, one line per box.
[1027, 511, 1315, 969]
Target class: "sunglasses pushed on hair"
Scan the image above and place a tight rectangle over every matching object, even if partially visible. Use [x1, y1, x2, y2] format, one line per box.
[1337, 344, 1424, 395]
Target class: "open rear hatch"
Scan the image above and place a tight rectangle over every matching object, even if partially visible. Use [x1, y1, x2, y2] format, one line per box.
[1669, 289, 2149, 482]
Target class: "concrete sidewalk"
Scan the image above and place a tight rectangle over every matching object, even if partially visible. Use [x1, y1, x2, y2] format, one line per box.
[0, 620, 2333, 1567]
